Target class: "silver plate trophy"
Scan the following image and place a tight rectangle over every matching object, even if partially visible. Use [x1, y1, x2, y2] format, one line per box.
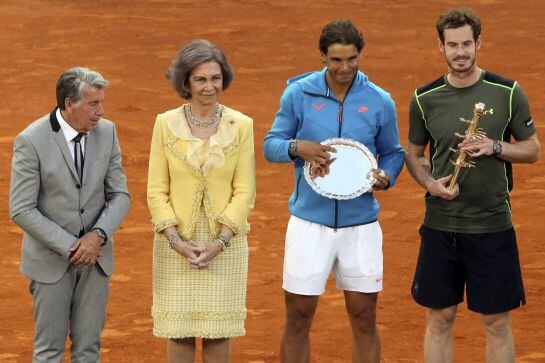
[304, 138, 377, 200]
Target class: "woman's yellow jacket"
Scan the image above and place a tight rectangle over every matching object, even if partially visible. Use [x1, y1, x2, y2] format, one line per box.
[147, 105, 256, 240]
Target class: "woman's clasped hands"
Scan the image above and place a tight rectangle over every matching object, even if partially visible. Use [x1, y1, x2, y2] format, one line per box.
[172, 239, 224, 269]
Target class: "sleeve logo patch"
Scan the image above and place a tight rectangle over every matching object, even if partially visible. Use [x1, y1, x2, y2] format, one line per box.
[526, 119, 534, 127]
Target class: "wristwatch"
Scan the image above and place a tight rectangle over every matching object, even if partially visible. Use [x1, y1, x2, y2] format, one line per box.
[94, 228, 107, 245]
[288, 140, 297, 158]
[492, 140, 503, 155]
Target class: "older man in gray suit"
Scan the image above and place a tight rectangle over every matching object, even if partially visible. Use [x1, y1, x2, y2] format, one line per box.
[9, 67, 130, 362]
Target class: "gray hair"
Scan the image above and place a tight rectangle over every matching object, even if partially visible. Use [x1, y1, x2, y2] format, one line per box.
[166, 39, 233, 99]
[56, 67, 109, 110]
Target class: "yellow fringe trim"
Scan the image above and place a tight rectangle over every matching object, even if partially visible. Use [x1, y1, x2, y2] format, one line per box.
[166, 134, 240, 178]
[153, 218, 179, 233]
[165, 136, 204, 178]
[222, 139, 239, 157]
[152, 310, 246, 320]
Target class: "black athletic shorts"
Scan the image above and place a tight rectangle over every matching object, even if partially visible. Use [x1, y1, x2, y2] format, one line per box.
[411, 225, 525, 314]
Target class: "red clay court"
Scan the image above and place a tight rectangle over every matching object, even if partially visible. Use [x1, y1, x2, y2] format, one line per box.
[1, 1, 544, 361]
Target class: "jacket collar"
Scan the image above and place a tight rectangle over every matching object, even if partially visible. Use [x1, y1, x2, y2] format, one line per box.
[49, 107, 61, 132]
[49, 107, 80, 181]
[165, 104, 241, 178]
[48, 106, 99, 183]
[287, 67, 369, 97]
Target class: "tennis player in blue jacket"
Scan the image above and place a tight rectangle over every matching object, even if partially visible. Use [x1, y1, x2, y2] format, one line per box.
[264, 19, 405, 363]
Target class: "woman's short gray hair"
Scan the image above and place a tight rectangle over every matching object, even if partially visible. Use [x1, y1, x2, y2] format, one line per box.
[166, 39, 233, 99]
[56, 67, 109, 110]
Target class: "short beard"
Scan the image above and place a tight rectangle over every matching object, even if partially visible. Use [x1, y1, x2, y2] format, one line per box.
[446, 54, 477, 78]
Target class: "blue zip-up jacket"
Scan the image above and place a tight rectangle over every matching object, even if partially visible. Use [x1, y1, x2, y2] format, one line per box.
[264, 68, 405, 228]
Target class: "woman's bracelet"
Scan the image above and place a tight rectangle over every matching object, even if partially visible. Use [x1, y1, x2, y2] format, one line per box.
[216, 234, 231, 251]
[166, 232, 183, 249]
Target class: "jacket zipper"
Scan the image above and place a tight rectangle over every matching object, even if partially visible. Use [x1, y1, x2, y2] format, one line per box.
[304, 75, 356, 232]
[334, 103, 344, 232]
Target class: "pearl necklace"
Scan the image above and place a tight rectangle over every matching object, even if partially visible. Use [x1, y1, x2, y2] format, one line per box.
[185, 104, 222, 128]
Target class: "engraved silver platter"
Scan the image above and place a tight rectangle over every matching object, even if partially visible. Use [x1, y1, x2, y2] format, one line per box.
[304, 138, 377, 200]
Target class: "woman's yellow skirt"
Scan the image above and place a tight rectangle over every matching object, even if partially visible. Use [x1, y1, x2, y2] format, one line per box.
[152, 205, 248, 339]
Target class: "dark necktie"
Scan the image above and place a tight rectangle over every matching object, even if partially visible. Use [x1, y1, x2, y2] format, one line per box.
[72, 133, 86, 181]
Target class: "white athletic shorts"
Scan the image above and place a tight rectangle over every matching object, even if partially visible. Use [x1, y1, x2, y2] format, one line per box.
[283, 215, 383, 295]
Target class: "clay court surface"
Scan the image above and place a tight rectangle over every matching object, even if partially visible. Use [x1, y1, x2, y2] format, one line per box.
[1, 0, 544, 361]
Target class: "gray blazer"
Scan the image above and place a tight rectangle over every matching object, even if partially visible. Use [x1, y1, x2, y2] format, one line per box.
[10, 109, 130, 283]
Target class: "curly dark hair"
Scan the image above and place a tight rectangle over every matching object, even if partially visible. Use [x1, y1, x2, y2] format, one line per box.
[318, 19, 364, 54]
[436, 8, 481, 43]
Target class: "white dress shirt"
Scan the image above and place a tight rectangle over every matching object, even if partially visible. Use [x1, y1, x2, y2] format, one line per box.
[56, 109, 86, 160]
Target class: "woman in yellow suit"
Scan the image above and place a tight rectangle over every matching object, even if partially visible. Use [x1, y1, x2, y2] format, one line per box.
[147, 39, 255, 363]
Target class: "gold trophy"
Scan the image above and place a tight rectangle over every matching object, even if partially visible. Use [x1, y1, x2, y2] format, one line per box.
[447, 102, 486, 190]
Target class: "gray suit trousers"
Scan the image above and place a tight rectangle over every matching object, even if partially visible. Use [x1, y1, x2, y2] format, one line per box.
[30, 264, 109, 363]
